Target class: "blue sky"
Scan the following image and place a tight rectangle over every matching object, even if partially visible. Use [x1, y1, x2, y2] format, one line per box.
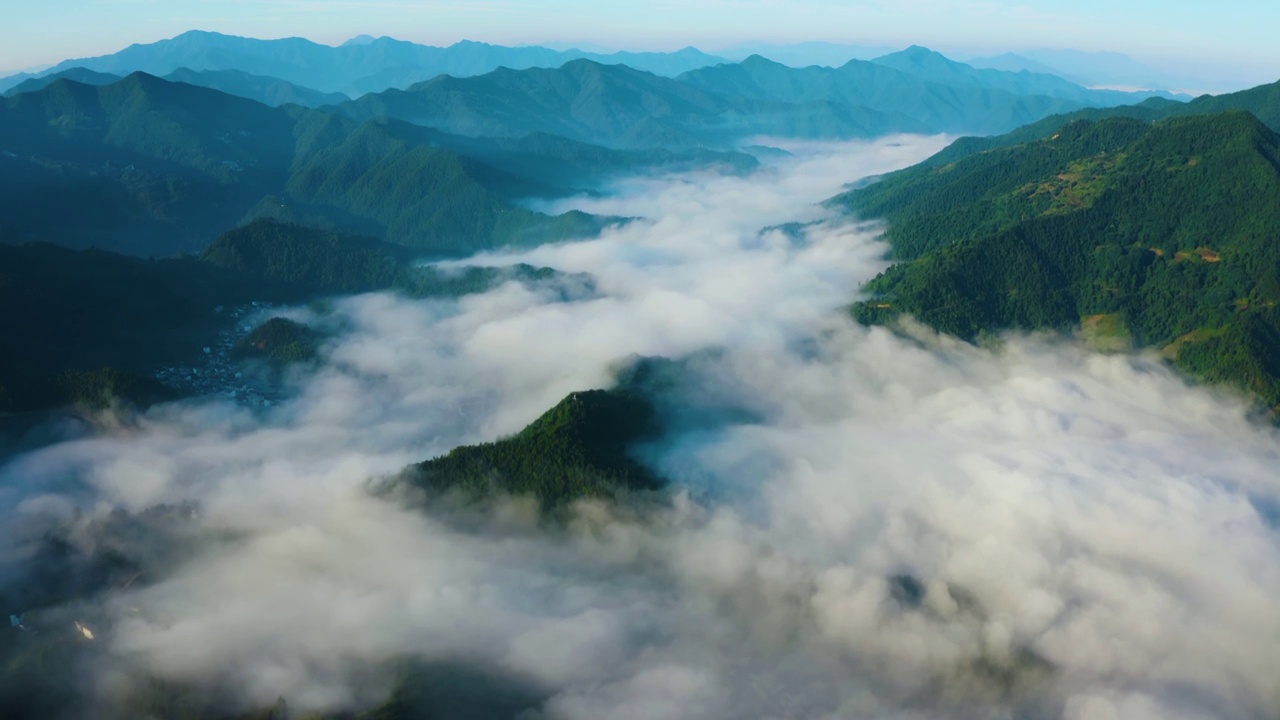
[3, 0, 1274, 82]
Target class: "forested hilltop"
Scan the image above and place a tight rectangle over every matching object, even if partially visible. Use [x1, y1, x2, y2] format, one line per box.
[401, 389, 664, 508]
[917, 74, 1280, 167]
[838, 94, 1280, 412]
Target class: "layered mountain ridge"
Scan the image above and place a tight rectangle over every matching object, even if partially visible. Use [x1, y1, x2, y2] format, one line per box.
[0, 30, 729, 97]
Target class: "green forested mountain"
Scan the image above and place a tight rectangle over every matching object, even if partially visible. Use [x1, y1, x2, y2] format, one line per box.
[200, 219, 415, 293]
[231, 317, 322, 366]
[282, 116, 608, 252]
[0, 73, 644, 256]
[839, 109, 1280, 411]
[0, 221, 577, 412]
[402, 389, 663, 507]
[920, 77, 1280, 168]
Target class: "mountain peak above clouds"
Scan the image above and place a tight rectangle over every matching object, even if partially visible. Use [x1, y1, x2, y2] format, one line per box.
[342, 34, 380, 46]
[872, 45, 962, 70]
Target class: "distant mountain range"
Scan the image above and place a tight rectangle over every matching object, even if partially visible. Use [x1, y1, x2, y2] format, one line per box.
[965, 49, 1243, 94]
[717, 44, 1224, 94]
[867, 46, 1167, 105]
[0, 31, 1197, 108]
[716, 41, 897, 67]
[0, 30, 729, 98]
[3, 67, 122, 95]
[337, 58, 928, 149]
[333, 48, 1181, 150]
[966, 49, 1164, 88]
[4, 66, 352, 107]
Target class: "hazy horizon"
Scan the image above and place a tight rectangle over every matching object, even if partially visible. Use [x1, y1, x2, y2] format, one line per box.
[4, 0, 1277, 91]
[6, 1, 1280, 717]
[0, 28, 1261, 98]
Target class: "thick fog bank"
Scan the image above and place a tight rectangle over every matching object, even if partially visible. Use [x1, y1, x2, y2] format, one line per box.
[3, 135, 1280, 720]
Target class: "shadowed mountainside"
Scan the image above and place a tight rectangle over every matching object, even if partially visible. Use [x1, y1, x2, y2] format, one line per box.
[0, 220, 583, 413]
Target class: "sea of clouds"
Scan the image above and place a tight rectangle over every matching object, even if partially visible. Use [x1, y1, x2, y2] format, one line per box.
[2, 135, 1279, 720]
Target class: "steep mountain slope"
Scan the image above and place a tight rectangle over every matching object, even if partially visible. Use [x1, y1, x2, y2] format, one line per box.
[0, 72, 295, 255]
[839, 110, 1280, 411]
[918, 77, 1280, 168]
[0, 73, 654, 256]
[0, 70, 297, 171]
[283, 118, 605, 252]
[12, 30, 727, 97]
[339, 58, 922, 148]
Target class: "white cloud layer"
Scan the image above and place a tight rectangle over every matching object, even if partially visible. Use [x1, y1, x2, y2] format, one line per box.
[3, 135, 1280, 719]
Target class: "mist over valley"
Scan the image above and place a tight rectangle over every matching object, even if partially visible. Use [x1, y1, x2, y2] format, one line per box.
[2, 13, 1280, 720]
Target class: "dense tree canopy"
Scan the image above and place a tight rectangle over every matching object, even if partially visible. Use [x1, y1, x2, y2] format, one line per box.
[840, 110, 1280, 411]
[403, 389, 663, 507]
